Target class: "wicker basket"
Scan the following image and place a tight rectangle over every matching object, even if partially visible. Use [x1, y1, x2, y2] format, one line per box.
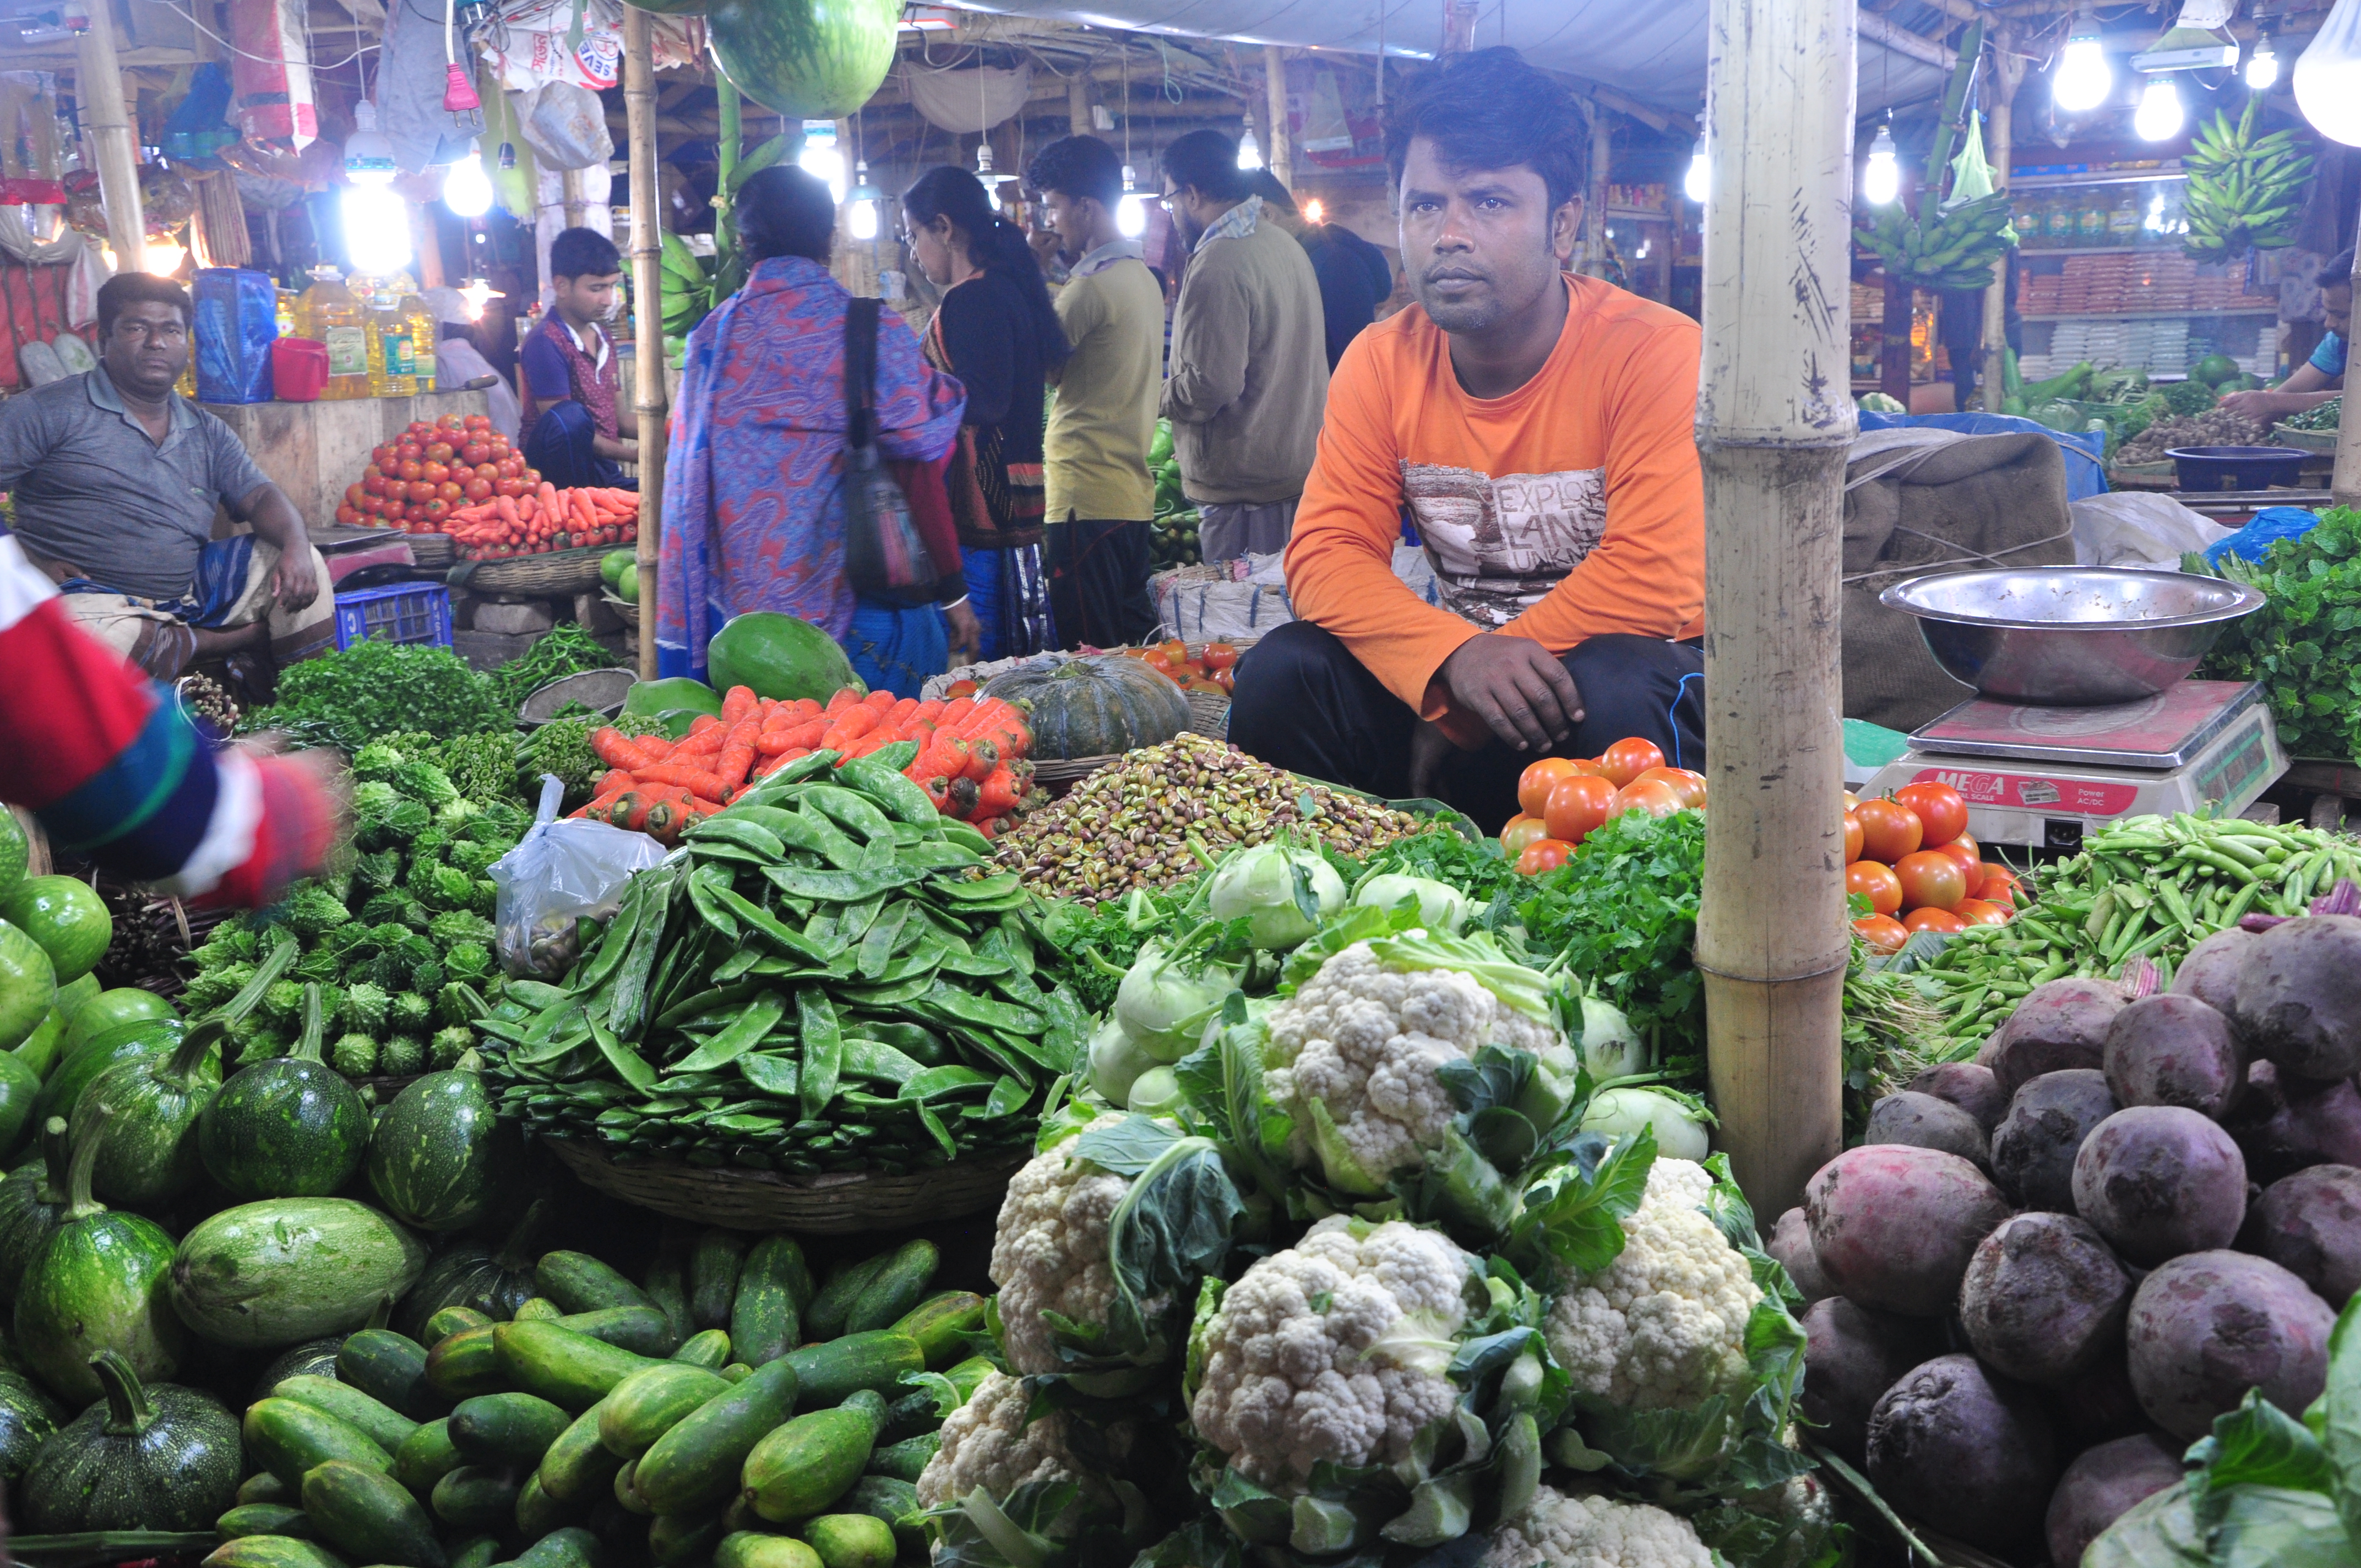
[1186, 690, 1230, 739]
[2275, 422, 2340, 453]
[407, 532, 456, 569]
[603, 591, 640, 631]
[540, 1136, 1026, 1233]
[448, 545, 610, 597]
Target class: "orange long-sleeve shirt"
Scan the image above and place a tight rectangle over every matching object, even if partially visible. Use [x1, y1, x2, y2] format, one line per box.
[1283, 274, 1705, 748]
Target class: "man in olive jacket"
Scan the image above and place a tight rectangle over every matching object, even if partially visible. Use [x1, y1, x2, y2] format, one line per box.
[1159, 128, 1331, 562]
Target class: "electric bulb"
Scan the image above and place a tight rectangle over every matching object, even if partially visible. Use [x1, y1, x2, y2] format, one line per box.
[1683, 137, 1709, 203]
[848, 200, 878, 240]
[1117, 164, 1147, 237]
[344, 99, 396, 185]
[144, 238, 186, 275]
[1862, 124, 1900, 206]
[1237, 126, 1261, 170]
[799, 145, 846, 203]
[344, 183, 411, 275]
[443, 149, 493, 218]
[2248, 36, 2280, 90]
[1303, 198, 1325, 224]
[2135, 75, 2185, 140]
[2053, 25, 2113, 112]
[2297, 0, 2361, 145]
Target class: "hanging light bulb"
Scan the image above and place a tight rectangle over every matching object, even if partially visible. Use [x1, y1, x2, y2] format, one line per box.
[344, 182, 412, 275]
[443, 141, 493, 218]
[143, 237, 187, 276]
[975, 138, 1014, 209]
[2297, 0, 2361, 144]
[2248, 33, 2280, 90]
[846, 159, 882, 241]
[1683, 132, 1709, 203]
[1862, 121, 1900, 206]
[1237, 118, 1263, 170]
[344, 99, 397, 185]
[2135, 75, 2185, 140]
[2053, 8, 2114, 112]
[1116, 164, 1147, 237]
[799, 120, 847, 203]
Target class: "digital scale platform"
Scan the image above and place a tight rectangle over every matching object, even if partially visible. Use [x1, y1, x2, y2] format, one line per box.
[1860, 679, 2288, 848]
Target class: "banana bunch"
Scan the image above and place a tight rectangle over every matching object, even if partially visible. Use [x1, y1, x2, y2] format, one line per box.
[659, 231, 716, 342]
[2183, 98, 2311, 262]
[1856, 189, 2019, 291]
[656, 132, 784, 342]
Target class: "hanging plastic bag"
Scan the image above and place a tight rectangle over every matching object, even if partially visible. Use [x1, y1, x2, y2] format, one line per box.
[491, 775, 668, 978]
[1945, 112, 1996, 209]
[517, 81, 613, 172]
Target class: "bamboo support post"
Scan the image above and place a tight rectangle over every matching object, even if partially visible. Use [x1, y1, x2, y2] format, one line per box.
[1694, 0, 1856, 1216]
[77, 4, 146, 274]
[1263, 45, 1292, 190]
[2333, 244, 2361, 507]
[624, 5, 666, 680]
[1976, 29, 2025, 411]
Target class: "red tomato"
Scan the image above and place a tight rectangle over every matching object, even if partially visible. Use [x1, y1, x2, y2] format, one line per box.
[335, 504, 361, 526]
[1903, 907, 1966, 935]
[1852, 914, 1910, 954]
[1600, 737, 1668, 788]
[1203, 641, 1238, 673]
[1951, 899, 2011, 927]
[1516, 838, 1573, 875]
[1931, 834, 1983, 881]
[396, 440, 424, 461]
[421, 461, 450, 484]
[523, 467, 541, 484]
[421, 498, 450, 524]
[343, 483, 366, 507]
[497, 456, 523, 478]
[1895, 850, 1968, 913]
[1501, 815, 1550, 857]
[1846, 860, 1904, 917]
[400, 480, 432, 503]
[1544, 774, 1620, 845]
[437, 412, 464, 432]
[437, 481, 465, 503]
[1855, 798, 1924, 864]
[474, 463, 499, 483]
[398, 459, 425, 482]
[425, 443, 455, 465]
[1843, 810, 1864, 864]
[496, 477, 527, 499]
[464, 477, 493, 501]
[1633, 766, 1707, 809]
[1895, 782, 1969, 848]
[464, 413, 492, 431]
[460, 443, 490, 467]
[361, 474, 387, 497]
[1518, 758, 1580, 818]
[1614, 778, 1687, 819]
[371, 444, 396, 468]
[1974, 865, 2020, 905]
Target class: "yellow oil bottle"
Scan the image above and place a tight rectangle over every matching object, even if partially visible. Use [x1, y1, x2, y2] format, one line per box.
[367, 297, 415, 398]
[298, 267, 371, 400]
[402, 295, 438, 391]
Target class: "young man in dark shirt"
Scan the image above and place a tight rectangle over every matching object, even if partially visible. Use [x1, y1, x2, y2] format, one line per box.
[1247, 171, 1396, 369]
[520, 227, 640, 490]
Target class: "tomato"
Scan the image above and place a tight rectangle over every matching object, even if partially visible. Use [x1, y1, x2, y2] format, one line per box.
[343, 483, 366, 507]
[465, 412, 492, 430]
[1846, 860, 1904, 917]
[1843, 791, 1863, 811]
[1544, 774, 1620, 845]
[1895, 850, 1968, 913]
[1843, 810, 1864, 864]
[1202, 641, 1238, 673]
[423, 461, 451, 485]
[437, 481, 465, 503]
[1852, 914, 1910, 954]
[1974, 865, 2020, 906]
[437, 412, 464, 432]
[335, 504, 361, 526]
[1516, 838, 1573, 875]
[464, 477, 493, 501]
[1854, 798, 1924, 864]
[399, 480, 431, 503]
[1951, 899, 2011, 927]
[371, 444, 396, 468]
[498, 456, 523, 478]
[1614, 778, 1687, 819]
[425, 443, 455, 465]
[1633, 766, 1707, 809]
[523, 467, 541, 485]
[422, 498, 450, 523]
[1895, 782, 1969, 848]
[397, 460, 424, 483]
[1931, 834, 1982, 881]
[1903, 907, 1966, 935]
[1600, 737, 1668, 788]
[946, 678, 980, 698]
[1501, 814, 1550, 857]
[1517, 758, 1580, 818]
[495, 477, 525, 498]
[1214, 668, 1234, 694]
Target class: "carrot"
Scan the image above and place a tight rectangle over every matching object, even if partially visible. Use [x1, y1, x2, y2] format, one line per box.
[864, 689, 897, 714]
[884, 697, 920, 731]
[721, 685, 757, 726]
[914, 774, 953, 813]
[974, 765, 1024, 819]
[912, 700, 946, 723]
[791, 697, 825, 720]
[633, 763, 728, 801]
[495, 496, 520, 529]
[712, 720, 760, 791]
[832, 705, 879, 742]
[591, 727, 661, 771]
[960, 737, 1000, 780]
[672, 728, 727, 761]
[825, 687, 862, 715]
[759, 703, 799, 733]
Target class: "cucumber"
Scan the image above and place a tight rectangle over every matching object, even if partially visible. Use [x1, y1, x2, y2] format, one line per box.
[688, 1228, 749, 1332]
[722, 1363, 754, 1382]
[597, 1363, 732, 1459]
[447, 1537, 499, 1568]
[538, 1402, 625, 1504]
[643, 1235, 691, 1346]
[877, 1389, 939, 1445]
[515, 1526, 600, 1568]
[218, 1503, 314, 1539]
[715, 1533, 822, 1568]
[844, 1240, 937, 1335]
[494, 1321, 659, 1411]
[535, 1250, 656, 1315]
[429, 1463, 520, 1532]
[202, 1537, 351, 1568]
[422, 1305, 492, 1342]
[721, 1494, 760, 1536]
[556, 1304, 677, 1357]
[393, 1417, 465, 1496]
[336, 1329, 442, 1421]
[243, 1397, 396, 1491]
[238, 1473, 293, 1505]
[650, 1510, 726, 1568]
[303, 1458, 446, 1568]
[889, 1291, 986, 1369]
[730, 1237, 804, 1366]
[782, 1332, 923, 1406]
[863, 1432, 937, 1483]
[613, 1455, 655, 1516]
[423, 1324, 503, 1401]
[741, 1392, 886, 1523]
[514, 1469, 576, 1537]
[635, 1357, 801, 1516]
[803, 1254, 888, 1340]
[839, 1477, 924, 1554]
[448, 1390, 571, 1467]
[796, 1513, 894, 1568]
[273, 1374, 420, 1454]
[671, 1329, 732, 1369]
[514, 1296, 564, 1321]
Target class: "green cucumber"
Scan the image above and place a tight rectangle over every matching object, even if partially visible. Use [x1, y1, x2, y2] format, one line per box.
[513, 1469, 576, 1536]
[597, 1363, 731, 1459]
[428, 1464, 518, 1532]
[271, 1375, 418, 1455]
[514, 1297, 564, 1321]
[802, 1254, 888, 1340]
[612, 1456, 654, 1516]
[538, 1402, 625, 1504]
[515, 1526, 599, 1568]
[202, 1537, 351, 1568]
[643, 1239, 691, 1346]
[839, 1477, 923, 1555]
[715, 1533, 821, 1568]
[242, 1398, 394, 1491]
[237, 1474, 292, 1506]
[422, 1324, 502, 1401]
[446, 1537, 499, 1568]
[671, 1329, 731, 1369]
[217, 1504, 314, 1539]
[863, 1432, 936, 1483]
[888, 1291, 986, 1369]
[302, 1458, 445, 1568]
[741, 1391, 885, 1523]
[730, 1237, 805, 1367]
[448, 1391, 570, 1467]
[722, 1363, 754, 1382]
[334, 1329, 440, 1421]
[844, 1240, 936, 1335]
[796, 1513, 894, 1568]
[876, 1390, 938, 1445]
[421, 1305, 491, 1343]
[534, 1250, 656, 1316]
[555, 1304, 677, 1357]
[634, 1357, 801, 1516]
[688, 1229, 748, 1331]
[393, 1418, 464, 1496]
[650, 1511, 726, 1568]
[782, 1333, 923, 1406]
[493, 1321, 657, 1412]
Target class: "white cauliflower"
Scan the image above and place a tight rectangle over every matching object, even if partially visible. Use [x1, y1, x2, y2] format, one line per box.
[991, 1113, 1166, 1376]
[1264, 939, 1568, 1192]
[1543, 1157, 1763, 1411]
[1189, 1215, 1477, 1488]
[1481, 1485, 1715, 1568]
[917, 1370, 1079, 1509]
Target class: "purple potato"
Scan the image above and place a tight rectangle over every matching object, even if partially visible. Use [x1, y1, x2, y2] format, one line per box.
[2071, 1106, 2248, 1266]
[2238, 1164, 2361, 1307]
[2045, 1431, 2186, 1568]
[2125, 1249, 2336, 1438]
[2104, 993, 2245, 1120]
[1866, 1354, 2059, 1551]
[1992, 1069, 2120, 1211]
[2173, 927, 2252, 1017]
[1983, 978, 2127, 1097]
[1769, 1207, 1834, 1302]
[2228, 1060, 2361, 1183]
[1865, 1091, 1990, 1169]
[1960, 1212, 2134, 1386]
[1799, 1297, 1944, 1464]
[2233, 914, 2361, 1081]
[1804, 1144, 2013, 1316]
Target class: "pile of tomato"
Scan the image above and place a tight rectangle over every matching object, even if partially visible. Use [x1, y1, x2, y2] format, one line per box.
[1502, 738, 1710, 874]
[336, 412, 541, 533]
[1847, 780, 2021, 952]
[1116, 639, 1239, 696]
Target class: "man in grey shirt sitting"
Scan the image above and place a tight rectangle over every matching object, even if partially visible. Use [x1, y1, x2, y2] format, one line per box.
[0, 273, 332, 682]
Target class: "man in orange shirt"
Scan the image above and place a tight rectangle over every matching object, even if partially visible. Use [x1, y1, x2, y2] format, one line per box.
[1229, 48, 1706, 828]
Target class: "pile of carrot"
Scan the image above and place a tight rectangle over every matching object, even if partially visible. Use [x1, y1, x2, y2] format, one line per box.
[572, 684, 1037, 845]
[447, 484, 639, 560]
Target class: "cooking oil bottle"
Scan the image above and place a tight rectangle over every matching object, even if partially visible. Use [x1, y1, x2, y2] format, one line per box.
[367, 295, 415, 397]
[298, 266, 371, 400]
[402, 293, 438, 391]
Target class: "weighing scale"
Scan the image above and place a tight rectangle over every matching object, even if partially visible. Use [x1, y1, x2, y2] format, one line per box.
[1859, 679, 2288, 849]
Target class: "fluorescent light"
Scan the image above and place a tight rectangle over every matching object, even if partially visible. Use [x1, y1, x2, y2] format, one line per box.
[2054, 13, 2113, 112]
[2248, 35, 2280, 90]
[1683, 135, 1709, 203]
[2297, 0, 2361, 145]
[1863, 122, 1900, 205]
[1117, 164, 1146, 237]
[1237, 124, 1262, 170]
[799, 120, 846, 203]
[2135, 75, 2185, 140]
[344, 183, 411, 274]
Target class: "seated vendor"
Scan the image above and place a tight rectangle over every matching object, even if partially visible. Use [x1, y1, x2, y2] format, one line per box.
[2219, 248, 2351, 425]
[521, 227, 639, 492]
[1228, 48, 1704, 829]
[0, 272, 333, 684]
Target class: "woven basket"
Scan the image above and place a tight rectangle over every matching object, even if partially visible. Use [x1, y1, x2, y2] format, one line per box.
[1186, 690, 1230, 739]
[2275, 423, 2340, 453]
[407, 532, 456, 570]
[448, 545, 610, 597]
[602, 591, 640, 631]
[540, 1136, 1026, 1233]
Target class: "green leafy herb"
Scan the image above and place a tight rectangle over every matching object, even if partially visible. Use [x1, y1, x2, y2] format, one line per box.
[1508, 809, 1706, 1058]
[488, 622, 622, 710]
[247, 640, 507, 753]
[2202, 507, 2361, 764]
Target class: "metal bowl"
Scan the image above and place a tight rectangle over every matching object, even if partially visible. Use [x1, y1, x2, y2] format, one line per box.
[1878, 567, 2266, 705]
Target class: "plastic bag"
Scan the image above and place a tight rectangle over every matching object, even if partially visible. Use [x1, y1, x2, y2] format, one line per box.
[517, 83, 612, 172]
[2205, 505, 2322, 567]
[2069, 491, 2239, 568]
[491, 775, 668, 978]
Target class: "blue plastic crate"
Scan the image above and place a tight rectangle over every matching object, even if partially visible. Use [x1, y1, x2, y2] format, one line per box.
[333, 581, 454, 651]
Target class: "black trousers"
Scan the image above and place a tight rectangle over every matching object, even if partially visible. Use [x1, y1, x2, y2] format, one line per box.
[1228, 620, 1706, 832]
[1046, 518, 1160, 649]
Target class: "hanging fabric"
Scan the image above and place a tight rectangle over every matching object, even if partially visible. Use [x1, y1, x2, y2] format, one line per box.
[906, 63, 1032, 133]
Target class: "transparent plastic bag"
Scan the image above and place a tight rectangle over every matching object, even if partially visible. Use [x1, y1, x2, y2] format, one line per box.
[492, 775, 668, 978]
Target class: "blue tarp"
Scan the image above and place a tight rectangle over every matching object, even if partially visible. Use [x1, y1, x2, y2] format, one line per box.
[1857, 410, 2110, 502]
[2203, 506, 2322, 567]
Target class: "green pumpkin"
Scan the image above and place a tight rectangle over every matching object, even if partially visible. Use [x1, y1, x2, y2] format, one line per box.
[19, 1348, 241, 1531]
[395, 1197, 552, 1338]
[365, 1071, 516, 1233]
[33, 1017, 186, 1133]
[170, 1196, 427, 1349]
[0, 1366, 63, 1483]
[11, 1004, 67, 1081]
[980, 655, 1193, 760]
[251, 1336, 344, 1403]
[0, 1117, 72, 1306]
[200, 982, 370, 1200]
[13, 1109, 185, 1404]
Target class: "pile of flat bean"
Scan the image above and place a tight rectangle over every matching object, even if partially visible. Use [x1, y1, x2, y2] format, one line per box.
[1924, 813, 2361, 1047]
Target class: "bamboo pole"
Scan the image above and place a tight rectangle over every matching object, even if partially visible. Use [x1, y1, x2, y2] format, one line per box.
[1263, 45, 1292, 190]
[1694, 0, 1857, 1215]
[77, 2, 146, 274]
[2333, 244, 2361, 507]
[624, 5, 666, 680]
[1976, 29, 2026, 411]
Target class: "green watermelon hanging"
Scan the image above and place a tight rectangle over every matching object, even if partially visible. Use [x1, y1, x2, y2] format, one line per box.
[705, 0, 901, 119]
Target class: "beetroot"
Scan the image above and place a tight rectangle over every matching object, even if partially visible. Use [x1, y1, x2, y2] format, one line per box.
[1864, 1091, 1990, 1169]
[1769, 1207, 1834, 1302]
[1803, 1144, 2012, 1316]
[1959, 1212, 2134, 1385]
[2103, 993, 2245, 1119]
[2172, 927, 2251, 1017]
[1992, 1069, 2120, 1211]
[2125, 1249, 2336, 1438]
[1983, 977, 2126, 1096]
[2045, 1433, 2186, 1568]
[1865, 1354, 2059, 1551]
[2233, 914, 2361, 1080]
[1799, 1297, 1943, 1464]
[2238, 1164, 2361, 1306]
[2046, 1357, 2152, 1450]
[2071, 1106, 2248, 1265]
[2228, 1060, 2361, 1183]
[1906, 1061, 2009, 1131]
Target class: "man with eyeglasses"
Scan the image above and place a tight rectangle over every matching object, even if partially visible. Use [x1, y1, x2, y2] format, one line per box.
[0, 273, 332, 685]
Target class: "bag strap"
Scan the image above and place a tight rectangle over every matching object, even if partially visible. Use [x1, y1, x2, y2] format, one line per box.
[844, 296, 880, 450]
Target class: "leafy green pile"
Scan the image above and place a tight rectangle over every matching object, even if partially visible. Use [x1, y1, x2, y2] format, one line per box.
[248, 640, 508, 753]
[2199, 506, 2361, 762]
[489, 622, 622, 710]
[2286, 396, 2343, 431]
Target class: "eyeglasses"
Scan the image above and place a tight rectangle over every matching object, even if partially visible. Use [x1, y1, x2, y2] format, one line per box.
[1157, 193, 1179, 210]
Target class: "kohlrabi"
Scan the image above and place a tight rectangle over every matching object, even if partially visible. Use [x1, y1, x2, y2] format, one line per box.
[1351, 872, 1470, 934]
[1088, 1016, 1160, 1104]
[1580, 1086, 1711, 1162]
[1205, 843, 1346, 951]
[1125, 1067, 1184, 1118]
[1115, 943, 1235, 1061]
[1576, 994, 1648, 1082]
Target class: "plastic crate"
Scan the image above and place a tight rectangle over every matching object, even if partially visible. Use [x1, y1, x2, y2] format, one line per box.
[333, 581, 454, 651]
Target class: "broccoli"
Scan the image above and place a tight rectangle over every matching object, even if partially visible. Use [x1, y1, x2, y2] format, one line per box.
[353, 849, 402, 895]
[341, 981, 391, 1036]
[471, 880, 498, 917]
[442, 941, 493, 982]
[426, 865, 476, 912]
[390, 992, 433, 1034]
[429, 1026, 474, 1070]
[328, 1033, 379, 1076]
[429, 911, 497, 950]
[393, 761, 459, 808]
[285, 884, 351, 940]
[436, 981, 488, 1028]
[379, 1035, 427, 1076]
[260, 979, 306, 1025]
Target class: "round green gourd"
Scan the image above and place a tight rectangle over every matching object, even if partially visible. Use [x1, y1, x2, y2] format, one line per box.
[980, 655, 1192, 760]
[703, 614, 859, 704]
[394, 1198, 551, 1339]
[363, 1070, 518, 1233]
[169, 1197, 427, 1349]
[0, 1118, 73, 1306]
[13, 1107, 184, 1404]
[19, 1348, 240, 1531]
[200, 982, 371, 1200]
[0, 1366, 62, 1484]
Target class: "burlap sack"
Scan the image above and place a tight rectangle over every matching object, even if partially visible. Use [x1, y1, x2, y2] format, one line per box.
[1843, 429, 2076, 731]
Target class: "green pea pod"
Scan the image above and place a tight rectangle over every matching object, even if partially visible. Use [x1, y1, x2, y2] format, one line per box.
[938, 820, 992, 854]
[675, 993, 789, 1074]
[857, 904, 913, 981]
[898, 1065, 995, 1101]
[574, 875, 651, 995]
[589, 1016, 658, 1091]
[764, 865, 927, 903]
[731, 806, 861, 869]
[739, 1053, 798, 1098]
[836, 976, 937, 1007]
[935, 872, 1024, 903]
[802, 785, 898, 846]
[687, 865, 743, 941]
[798, 989, 843, 1120]
[917, 990, 1048, 1035]
[915, 1103, 956, 1158]
[835, 754, 938, 825]
[714, 886, 832, 961]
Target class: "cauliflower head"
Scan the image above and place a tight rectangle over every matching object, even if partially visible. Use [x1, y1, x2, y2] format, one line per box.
[1189, 1215, 1477, 1488]
[1264, 940, 1566, 1191]
[992, 1113, 1171, 1376]
[917, 1370, 1080, 1510]
[1544, 1158, 1763, 1411]
[1481, 1485, 1715, 1568]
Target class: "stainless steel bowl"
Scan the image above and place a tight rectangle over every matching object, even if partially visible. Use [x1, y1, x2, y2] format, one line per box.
[1876, 568, 2266, 705]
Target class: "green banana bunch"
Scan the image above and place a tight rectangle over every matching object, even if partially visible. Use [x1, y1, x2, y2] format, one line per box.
[660, 231, 717, 341]
[1856, 189, 2017, 290]
[2182, 97, 2311, 261]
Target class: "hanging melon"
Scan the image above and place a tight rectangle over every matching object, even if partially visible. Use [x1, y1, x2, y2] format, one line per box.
[705, 0, 901, 119]
[982, 656, 1193, 761]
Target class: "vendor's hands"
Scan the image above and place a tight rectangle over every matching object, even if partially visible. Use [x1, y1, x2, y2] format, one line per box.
[2218, 388, 2305, 422]
[1438, 633, 1584, 753]
[944, 599, 982, 669]
[1407, 720, 1457, 800]
[270, 548, 319, 613]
